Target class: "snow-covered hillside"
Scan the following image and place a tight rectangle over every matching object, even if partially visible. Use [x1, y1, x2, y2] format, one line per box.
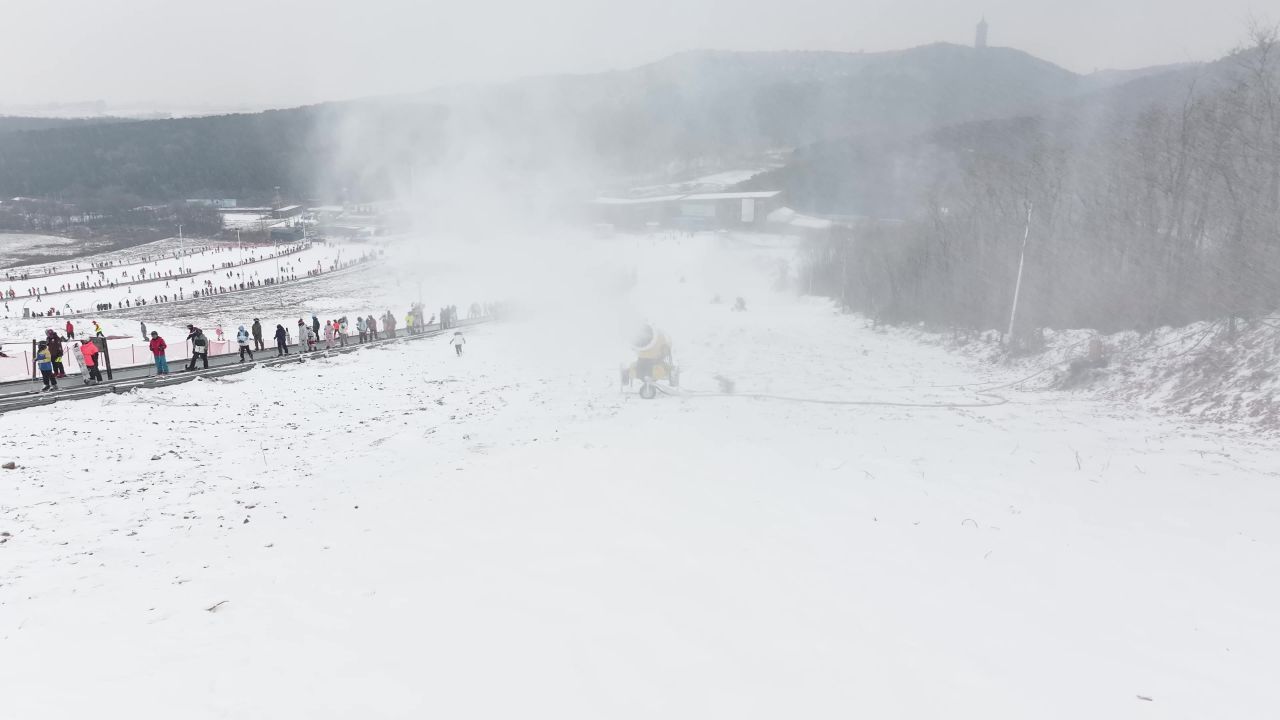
[3, 232, 1278, 719]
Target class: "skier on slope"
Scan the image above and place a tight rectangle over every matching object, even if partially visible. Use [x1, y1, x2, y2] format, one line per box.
[450, 330, 466, 356]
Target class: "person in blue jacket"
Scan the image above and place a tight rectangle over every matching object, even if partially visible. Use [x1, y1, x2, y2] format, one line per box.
[36, 341, 57, 391]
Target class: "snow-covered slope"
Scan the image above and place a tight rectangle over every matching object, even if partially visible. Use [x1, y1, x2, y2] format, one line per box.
[914, 319, 1280, 430]
[3, 233, 1277, 719]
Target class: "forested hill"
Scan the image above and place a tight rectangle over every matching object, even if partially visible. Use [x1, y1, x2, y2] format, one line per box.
[0, 116, 133, 134]
[0, 102, 449, 204]
[775, 37, 1280, 333]
[0, 43, 1151, 204]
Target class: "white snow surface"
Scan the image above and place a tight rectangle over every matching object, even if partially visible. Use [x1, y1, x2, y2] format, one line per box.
[3, 233, 1278, 718]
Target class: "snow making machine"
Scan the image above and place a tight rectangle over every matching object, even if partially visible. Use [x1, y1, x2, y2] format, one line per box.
[621, 323, 680, 399]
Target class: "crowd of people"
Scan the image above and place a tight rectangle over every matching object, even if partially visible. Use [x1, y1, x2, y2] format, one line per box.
[23, 297, 494, 391]
[5, 242, 386, 319]
[4, 244, 215, 283]
[33, 326, 106, 391]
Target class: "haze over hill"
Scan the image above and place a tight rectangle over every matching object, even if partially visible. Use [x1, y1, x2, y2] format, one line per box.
[0, 42, 1210, 206]
[6, 10, 1280, 719]
[3, 30, 1275, 335]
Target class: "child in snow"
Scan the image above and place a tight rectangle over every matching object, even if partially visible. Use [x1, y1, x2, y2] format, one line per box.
[45, 330, 66, 377]
[36, 341, 57, 391]
[236, 325, 254, 362]
[450, 331, 466, 356]
[149, 331, 169, 375]
[78, 340, 103, 383]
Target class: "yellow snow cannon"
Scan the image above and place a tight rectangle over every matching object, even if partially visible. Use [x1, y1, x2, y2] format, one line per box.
[620, 323, 680, 399]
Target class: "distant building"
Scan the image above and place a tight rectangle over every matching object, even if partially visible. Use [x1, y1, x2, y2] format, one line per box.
[676, 191, 783, 229]
[269, 225, 304, 241]
[592, 191, 784, 230]
[975, 17, 988, 49]
[186, 198, 237, 208]
[592, 195, 684, 228]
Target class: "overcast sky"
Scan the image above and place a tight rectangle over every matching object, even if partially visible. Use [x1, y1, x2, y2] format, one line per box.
[3, 0, 1268, 113]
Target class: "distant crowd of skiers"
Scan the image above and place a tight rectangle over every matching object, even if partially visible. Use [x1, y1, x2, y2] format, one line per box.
[30, 301, 488, 391]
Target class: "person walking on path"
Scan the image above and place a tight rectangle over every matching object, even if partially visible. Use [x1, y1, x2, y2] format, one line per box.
[149, 331, 170, 375]
[186, 326, 209, 370]
[383, 311, 396, 338]
[93, 320, 104, 337]
[45, 330, 66, 378]
[323, 320, 335, 349]
[338, 317, 349, 347]
[65, 320, 74, 339]
[140, 320, 148, 342]
[236, 325, 254, 362]
[357, 316, 367, 343]
[79, 339, 103, 383]
[251, 319, 265, 351]
[36, 341, 57, 391]
[450, 331, 466, 356]
[405, 311, 415, 336]
[367, 314, 377, 340]
[297, 319, 309, 353]
[275, 324, 289, 356]
[312, 315, 320, 340]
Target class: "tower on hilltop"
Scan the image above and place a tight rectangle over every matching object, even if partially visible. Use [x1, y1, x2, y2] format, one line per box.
[975, 17, 989, 49]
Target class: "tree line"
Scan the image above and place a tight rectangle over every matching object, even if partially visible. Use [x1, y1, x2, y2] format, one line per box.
[799, 27, 1280, 335]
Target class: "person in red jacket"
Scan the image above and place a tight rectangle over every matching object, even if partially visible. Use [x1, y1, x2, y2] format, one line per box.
[65, 320, 75, 339]
[149, 331, 169, 375]
[78, 340, 102, 384]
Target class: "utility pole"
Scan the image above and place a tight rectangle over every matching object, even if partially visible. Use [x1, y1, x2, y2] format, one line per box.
[841, 232, 850, 311]
[1006, 202, 1034, 344]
